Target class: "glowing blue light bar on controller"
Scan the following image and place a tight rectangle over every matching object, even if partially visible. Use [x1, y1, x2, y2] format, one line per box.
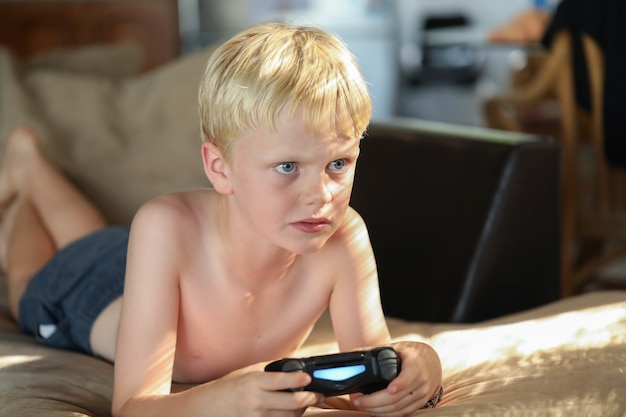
[313, 365, 366, 381]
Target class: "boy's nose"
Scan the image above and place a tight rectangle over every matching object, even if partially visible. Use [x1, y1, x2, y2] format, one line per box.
[301, 174, 333, 206]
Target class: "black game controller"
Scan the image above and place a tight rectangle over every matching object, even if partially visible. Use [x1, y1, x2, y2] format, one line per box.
[264, 346, 401, 396]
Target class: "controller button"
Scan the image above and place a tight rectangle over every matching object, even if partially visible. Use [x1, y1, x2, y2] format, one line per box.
[282, 359, 306, 372]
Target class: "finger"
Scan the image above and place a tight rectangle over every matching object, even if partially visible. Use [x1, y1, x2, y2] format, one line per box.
[384, 344, 438, 400]
[264, 389, 325, 412]
[259, 372, 326, 409]
[238, 373, 323, 414]
[385, 372, 413, 397]
[259, 371, 312, 392]
[236, 389, 322, 416]
[354, 385, 431, 417]
[358, 390, 426, 417]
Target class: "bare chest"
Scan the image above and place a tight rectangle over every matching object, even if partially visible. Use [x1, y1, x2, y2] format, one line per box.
[170, 269, 331, 383]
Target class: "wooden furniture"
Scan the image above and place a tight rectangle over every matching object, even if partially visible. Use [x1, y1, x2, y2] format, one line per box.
[0, 0, 180, 72]
[570, 33, 626, 295]
[484, 28, 626, 297]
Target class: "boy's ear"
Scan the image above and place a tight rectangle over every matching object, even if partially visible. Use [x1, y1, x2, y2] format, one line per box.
[201, 141, 233, 194]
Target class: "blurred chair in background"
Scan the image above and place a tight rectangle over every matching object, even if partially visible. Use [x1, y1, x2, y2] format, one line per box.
[484, 0, 626, 297]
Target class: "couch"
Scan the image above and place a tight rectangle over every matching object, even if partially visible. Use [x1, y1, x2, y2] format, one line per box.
[0, 43, 625, 417]
[353, 120, 561, 323]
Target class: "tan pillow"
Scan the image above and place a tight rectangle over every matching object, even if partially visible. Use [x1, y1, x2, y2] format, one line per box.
[0, 45, 216, 224]
[19, 42, 144, 78]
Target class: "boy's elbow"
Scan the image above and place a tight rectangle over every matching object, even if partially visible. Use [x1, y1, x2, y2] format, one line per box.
[111, 395, 132, 417]
[111, 401, 123, 417]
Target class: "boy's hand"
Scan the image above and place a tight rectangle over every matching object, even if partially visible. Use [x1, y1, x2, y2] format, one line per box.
[198, 367, 324, 417]
[350, 341, 442, 417]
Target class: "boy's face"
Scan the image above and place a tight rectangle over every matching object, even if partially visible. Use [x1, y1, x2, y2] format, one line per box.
[225, 108, 361, 254]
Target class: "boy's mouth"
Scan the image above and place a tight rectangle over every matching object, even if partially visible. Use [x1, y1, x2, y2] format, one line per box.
[291, 218, 331, 233]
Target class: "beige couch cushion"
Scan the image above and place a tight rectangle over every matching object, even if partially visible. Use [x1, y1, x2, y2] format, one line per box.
[304, 291, 626, 416]
[0, 43, 215, 225]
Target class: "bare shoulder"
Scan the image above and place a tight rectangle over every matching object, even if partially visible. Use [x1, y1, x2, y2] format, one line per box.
[129, 189, 221, 255]
[330, 206, 371, 250]
[132, 189, 217, 230]
[317, 206, 375, 270]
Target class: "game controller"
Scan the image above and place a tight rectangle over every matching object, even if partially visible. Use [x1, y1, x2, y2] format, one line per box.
[264, 346, 401, 396]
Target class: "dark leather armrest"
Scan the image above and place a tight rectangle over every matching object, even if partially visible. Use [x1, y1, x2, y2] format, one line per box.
[351, 118, 560, 323]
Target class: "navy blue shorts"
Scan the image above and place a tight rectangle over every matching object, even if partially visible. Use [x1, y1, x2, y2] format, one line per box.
[18, 225, 129, 355]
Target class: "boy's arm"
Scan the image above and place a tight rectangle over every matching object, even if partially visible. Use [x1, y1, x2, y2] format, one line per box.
[112, 197, 182, 415]
[328, 208, 389, 350]
[328, 209, 443, 414]
[111, 197, 322, 417]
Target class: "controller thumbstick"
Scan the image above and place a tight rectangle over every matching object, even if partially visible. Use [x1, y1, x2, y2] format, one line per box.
[376, 348, 400, 381]
[282, 359, 306, 372]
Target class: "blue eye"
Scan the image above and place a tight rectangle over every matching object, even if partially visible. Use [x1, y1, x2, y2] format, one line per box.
[329, 159, 347, 172]
[275, 162, 297, 174]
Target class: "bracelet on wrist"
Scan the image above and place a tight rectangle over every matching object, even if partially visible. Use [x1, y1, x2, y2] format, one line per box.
[422, 385, 444, 409]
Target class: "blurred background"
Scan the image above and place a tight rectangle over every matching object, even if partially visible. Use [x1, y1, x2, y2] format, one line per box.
[179, 0, 559, 124]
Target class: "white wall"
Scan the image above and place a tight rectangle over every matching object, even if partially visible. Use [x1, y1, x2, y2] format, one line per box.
[187, 0, 560, 123]
[194, 0, 397, 121]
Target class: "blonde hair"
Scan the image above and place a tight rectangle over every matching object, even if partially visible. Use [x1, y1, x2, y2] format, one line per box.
[198, 22, 372, 159]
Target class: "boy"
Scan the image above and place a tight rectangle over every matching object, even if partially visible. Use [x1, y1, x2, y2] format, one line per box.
[1, 23, 442, 417]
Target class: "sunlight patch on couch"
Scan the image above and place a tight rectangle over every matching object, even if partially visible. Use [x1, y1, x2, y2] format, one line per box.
[0, 355, 41, 368]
